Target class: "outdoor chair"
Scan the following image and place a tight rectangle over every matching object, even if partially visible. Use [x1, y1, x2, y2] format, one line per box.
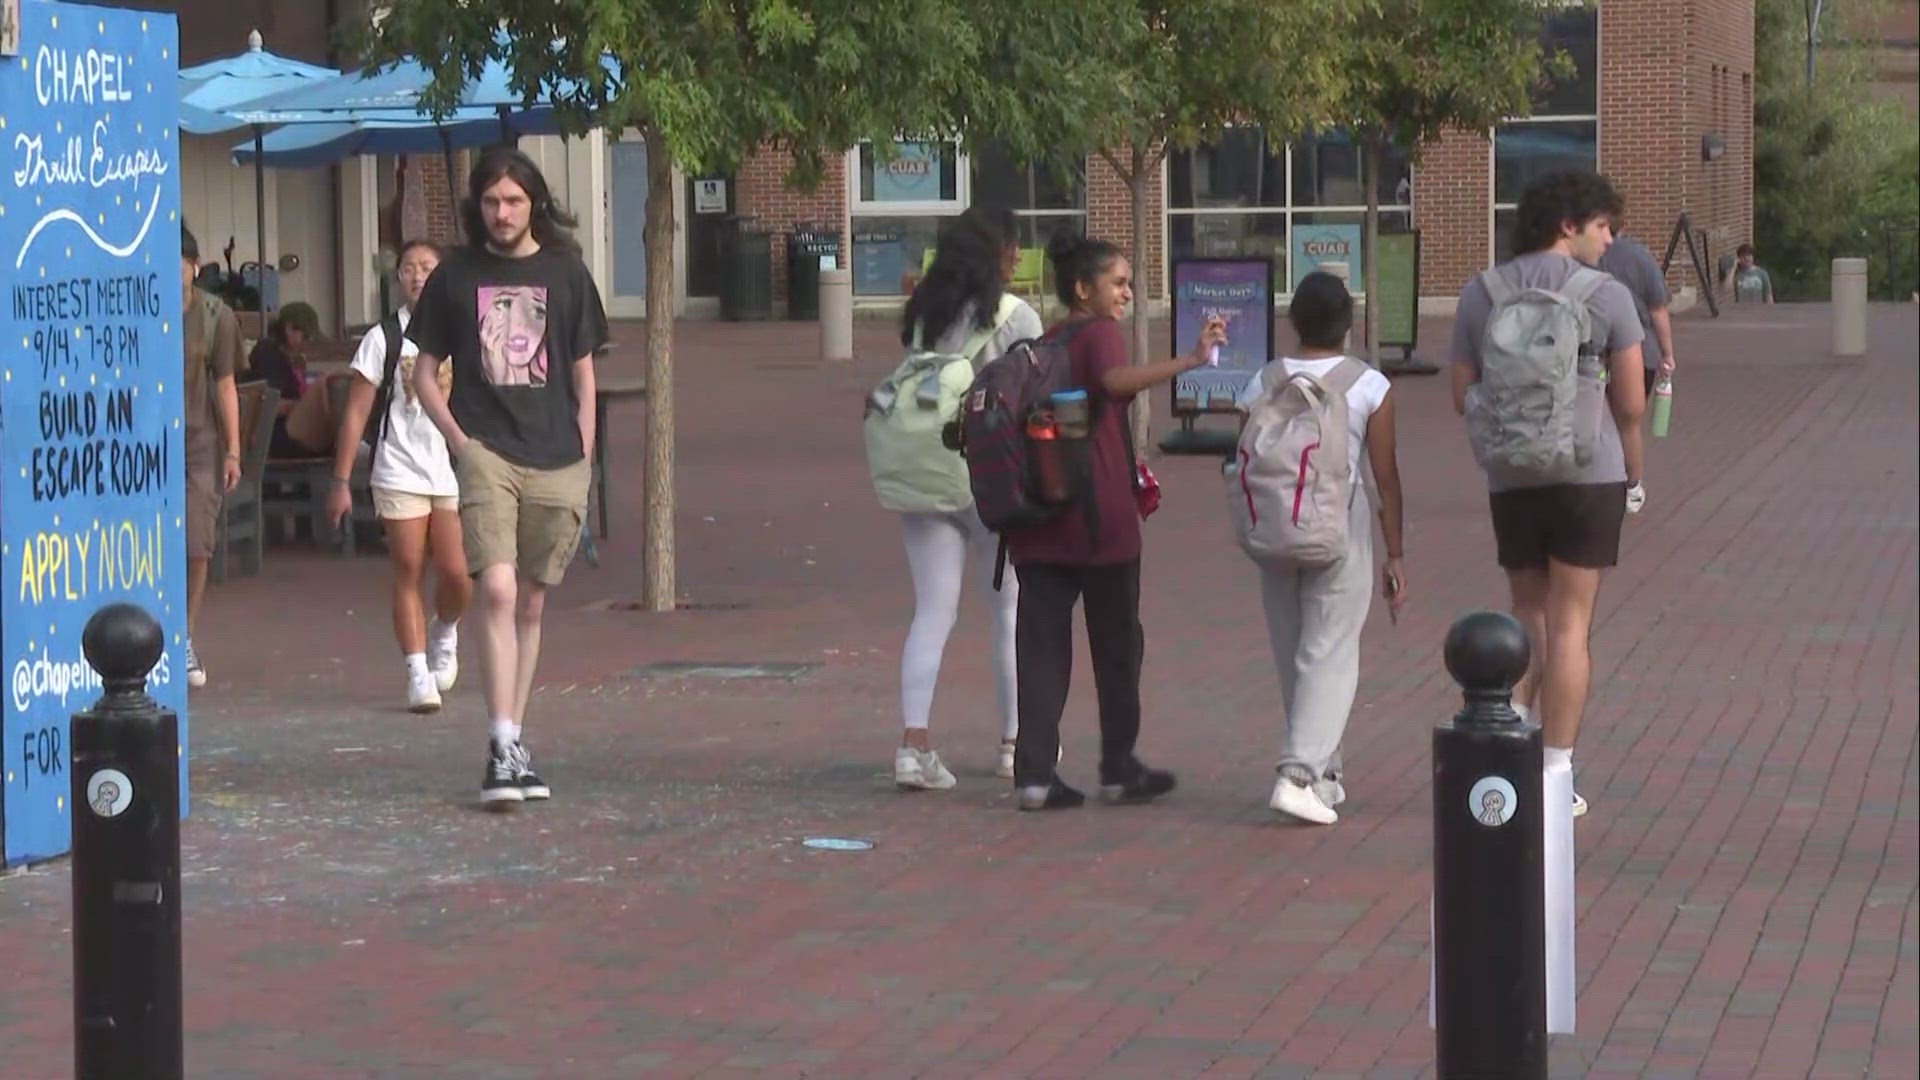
[211, 381, 279, 583]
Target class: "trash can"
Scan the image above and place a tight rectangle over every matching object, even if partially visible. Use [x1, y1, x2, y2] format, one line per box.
[720, 216, 774, 322]
[787, 224, 844, 321]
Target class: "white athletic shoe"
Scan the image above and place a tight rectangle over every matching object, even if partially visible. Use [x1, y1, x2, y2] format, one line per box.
[1271, 775, 1338, 825]
[996, 740, 1061, 780]
[427, 620, 459, 693]
[406, 668, 442, 713]
[895, 748, 957, 790]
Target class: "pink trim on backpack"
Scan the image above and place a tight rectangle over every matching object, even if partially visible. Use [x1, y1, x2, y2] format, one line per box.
[1239, 447, 1258, 526]
[1290, 442, 1320, 526]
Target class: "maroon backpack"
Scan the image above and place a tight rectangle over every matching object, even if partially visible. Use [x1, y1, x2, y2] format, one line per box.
[950, 325, 1101, 587]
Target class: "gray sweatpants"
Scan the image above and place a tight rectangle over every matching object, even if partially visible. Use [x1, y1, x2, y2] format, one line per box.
[1258, 495, 1375, 782]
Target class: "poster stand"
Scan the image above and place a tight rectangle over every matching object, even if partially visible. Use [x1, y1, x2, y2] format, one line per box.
[1373, 230, 1439, 376]
[1160, 256, 1274, 455]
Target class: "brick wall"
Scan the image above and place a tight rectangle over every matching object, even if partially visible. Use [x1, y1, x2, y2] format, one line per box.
[735, 145, 850, 302]
[416, 152, 464, 247]
[1411, 128, 1492, 297]
[1408, 0, 1755, 300]
[1086, 147, 1167, 300]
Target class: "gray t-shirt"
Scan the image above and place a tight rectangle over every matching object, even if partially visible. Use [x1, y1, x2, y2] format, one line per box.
[1732, 265, 1773, 303]
[1597, 236, 1669, 370]
[1450, 251, 1644, 491]
[921, 295, 1044, 366]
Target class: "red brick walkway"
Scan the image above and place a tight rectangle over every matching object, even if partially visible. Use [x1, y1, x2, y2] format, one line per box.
[1, 305, 1914, 1079]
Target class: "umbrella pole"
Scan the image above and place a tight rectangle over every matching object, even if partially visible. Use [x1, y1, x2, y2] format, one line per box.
[253, 126, 270, 313]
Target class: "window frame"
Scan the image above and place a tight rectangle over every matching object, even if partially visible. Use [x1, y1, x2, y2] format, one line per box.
[1490, 1, 1603, 263]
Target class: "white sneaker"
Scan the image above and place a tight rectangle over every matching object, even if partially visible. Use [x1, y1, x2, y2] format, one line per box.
[427, 620, 459, 693]
[407, 668, 442, 713]
[185, 639, 207, 689]
[1572, 790, 1589, 818]
[1315, 777, 1347, 809]
[895, 748, 956, 790]
[1271, 776, 1338, 825]
[995, 741, 1061, 780]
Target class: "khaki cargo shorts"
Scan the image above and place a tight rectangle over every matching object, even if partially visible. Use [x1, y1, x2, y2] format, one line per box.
[455, 441, 590, 586]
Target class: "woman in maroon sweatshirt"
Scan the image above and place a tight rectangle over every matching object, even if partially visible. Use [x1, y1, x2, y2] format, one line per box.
[1009, 233, 1225, 810]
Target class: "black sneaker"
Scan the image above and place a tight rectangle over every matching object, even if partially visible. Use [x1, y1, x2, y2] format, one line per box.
[1099, 759, 1177, 805]
[509, 741, 550, 800]
[482, 740, 525, 807]
[1017, 778, 1087, 811]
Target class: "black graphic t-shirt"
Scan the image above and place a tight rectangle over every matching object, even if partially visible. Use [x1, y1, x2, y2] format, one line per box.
[407, 245, 609, 469]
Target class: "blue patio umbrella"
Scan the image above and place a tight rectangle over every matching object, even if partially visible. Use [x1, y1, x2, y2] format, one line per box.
[177, 30, 338, 310]
[230, 40, 619, 126]
[230, 108, 566, 170]
[179, 103, 250, 137]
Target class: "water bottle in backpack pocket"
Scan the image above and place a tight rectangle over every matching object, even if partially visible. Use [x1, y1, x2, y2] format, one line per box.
[953, 330, 1091, 532]
[1463, 265, 1611, 483]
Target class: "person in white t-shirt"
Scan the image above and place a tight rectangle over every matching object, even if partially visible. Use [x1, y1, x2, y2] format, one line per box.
[1234, 272, 1407, 825]
[326, 240, 471, 712]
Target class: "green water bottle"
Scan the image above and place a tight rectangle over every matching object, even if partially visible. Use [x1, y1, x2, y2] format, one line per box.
[1650, 375, 1673, 438]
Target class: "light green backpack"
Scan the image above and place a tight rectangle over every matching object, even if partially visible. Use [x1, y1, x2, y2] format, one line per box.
[864, 294, 1020, 514]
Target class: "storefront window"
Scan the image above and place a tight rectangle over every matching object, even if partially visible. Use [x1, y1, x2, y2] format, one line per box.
[1492, 5, 1601, 260]
[849, 140, 1087, 296]
[1168, 128, 1412, 294]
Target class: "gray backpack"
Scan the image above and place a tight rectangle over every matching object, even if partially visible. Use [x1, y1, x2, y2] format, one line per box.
[1464, 264, 1610, 483]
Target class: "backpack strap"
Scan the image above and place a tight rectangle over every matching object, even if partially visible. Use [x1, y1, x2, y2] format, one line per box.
[369, 313, 406, 448]
[1478, 266, 1516, 309]
[1561, 266, 1611, 355]
[1322, 357, 1369, 399]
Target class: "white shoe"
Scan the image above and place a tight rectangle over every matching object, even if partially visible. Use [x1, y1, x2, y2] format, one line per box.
[995, 741, 1061, 780]
[407, 668, 442, 713]
[185, 639, 207, 689]
[1571, 790, 1588, 818]
[895, 748, 956, 790]
[1271, 776, 1338, 825]
[427, 620, 459, 693]
[1315, 777, 1347, 809]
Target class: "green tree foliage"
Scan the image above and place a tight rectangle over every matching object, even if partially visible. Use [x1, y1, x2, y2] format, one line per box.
[972, 1, 1358, 447]
[1334, 0, 1567, 365]
[353, 0, 990, 609]
[1755, 0, 1920, 299]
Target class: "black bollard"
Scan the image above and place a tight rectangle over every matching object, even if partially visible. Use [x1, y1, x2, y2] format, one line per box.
[1433, 610, 1546, 1078]
[70, 603, 182, 1080]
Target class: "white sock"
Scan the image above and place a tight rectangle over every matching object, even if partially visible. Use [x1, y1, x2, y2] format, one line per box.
[1544, 746, 1573, 773]
[490, 718, 516, 745]
[405, 653, 430, 679]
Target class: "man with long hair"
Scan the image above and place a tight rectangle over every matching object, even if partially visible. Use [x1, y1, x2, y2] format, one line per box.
[407, 149, 608, 808]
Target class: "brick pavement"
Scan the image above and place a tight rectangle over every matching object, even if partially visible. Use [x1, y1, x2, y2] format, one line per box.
[0, 305, 1914, 1079]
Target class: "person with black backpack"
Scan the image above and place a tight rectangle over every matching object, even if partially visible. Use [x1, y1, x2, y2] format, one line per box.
[998, 233, 1225, 811]
[327, 239, 470, 713]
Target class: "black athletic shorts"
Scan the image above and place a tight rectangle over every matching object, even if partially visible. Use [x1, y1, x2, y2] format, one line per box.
[1488, 482, 1629, 570]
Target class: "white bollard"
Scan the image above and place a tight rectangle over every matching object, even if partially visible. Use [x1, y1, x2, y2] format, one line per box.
[820, 268, 853, 363]
[1832, 257, 1868, 357]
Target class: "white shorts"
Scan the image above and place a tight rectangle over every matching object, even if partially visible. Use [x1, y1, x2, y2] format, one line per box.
[372, 486, 460, 521]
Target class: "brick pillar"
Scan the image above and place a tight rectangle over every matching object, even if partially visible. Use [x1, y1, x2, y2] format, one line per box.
[1086, 147, 1166, 300]
[1600, 0, 1691, 284]
[736, 144, 849, 304]
[1413, 128, 1492, 297]
[414, 151, 466, 247]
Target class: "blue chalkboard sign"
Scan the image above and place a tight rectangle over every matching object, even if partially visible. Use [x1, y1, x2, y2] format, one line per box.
[1, 0, 186, 867]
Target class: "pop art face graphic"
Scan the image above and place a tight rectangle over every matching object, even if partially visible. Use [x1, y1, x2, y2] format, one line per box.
[477, 285, 549, 387]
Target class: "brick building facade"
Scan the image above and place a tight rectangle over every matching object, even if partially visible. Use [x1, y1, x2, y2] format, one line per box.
[727, 0, 1754, 311]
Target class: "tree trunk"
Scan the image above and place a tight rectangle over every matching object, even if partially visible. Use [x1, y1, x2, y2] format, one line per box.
[641, 131, 678, 611]
[1127, 158, 1152, 456]
[1363, 135, 1381, 369]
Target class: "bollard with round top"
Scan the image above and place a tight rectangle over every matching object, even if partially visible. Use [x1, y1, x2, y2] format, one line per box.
[71, 603, 183, 1080]
[1433, 610, 1547, 1079]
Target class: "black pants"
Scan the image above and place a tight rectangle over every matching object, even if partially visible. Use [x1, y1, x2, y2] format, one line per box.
[1012, 560, 1144, 787]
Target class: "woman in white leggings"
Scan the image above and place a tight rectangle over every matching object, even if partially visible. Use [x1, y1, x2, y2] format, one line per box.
[893, 207, 1043, 789]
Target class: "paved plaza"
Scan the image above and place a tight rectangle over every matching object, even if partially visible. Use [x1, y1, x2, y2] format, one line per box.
[1, 304, 1914, 1079]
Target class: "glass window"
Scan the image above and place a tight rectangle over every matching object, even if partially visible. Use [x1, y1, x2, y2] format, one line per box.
[1169, 129, 1288, 209]
[970, 144, 1084, 212]
[851, 217, 943, 297]
[1168, 214, 1288, 296]
[1534, 8, 1599, 117]
[1290, 131, 1412, 208]
[1493, 120, 1599, 205]
[854, 141, 962, 211]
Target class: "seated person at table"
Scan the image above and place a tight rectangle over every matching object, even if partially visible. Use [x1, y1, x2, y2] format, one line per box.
[249, 302, 322, 458]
